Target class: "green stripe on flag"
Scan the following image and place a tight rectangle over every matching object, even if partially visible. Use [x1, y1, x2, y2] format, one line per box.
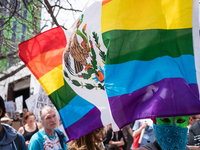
[103, 28, 193, 65]
[49, 80, 77, 110]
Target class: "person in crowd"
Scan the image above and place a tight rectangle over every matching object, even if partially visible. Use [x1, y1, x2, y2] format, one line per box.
[68, 127, 105, 150]
[105, 144, 120, 150]
[0, 95, 27, 150]
[20, 108, 28, 118]
[187, 115, 200, 145]
[1, 115, 13, 126]
[21, 108, 28, 126]
[131, 119, 155, 149]
[188, 115, 200, 131]
[28, 105, 67, 150]
[18, 112, 43, 147]
[188, 117, 200, 146]
[135, 116, 197, 150]
[12, 111, 21, 122]
[6, 111, 11, 118]
[122, 124, 134, 149]
[103, 124, 127, 150]
[187, 115, 200, 130]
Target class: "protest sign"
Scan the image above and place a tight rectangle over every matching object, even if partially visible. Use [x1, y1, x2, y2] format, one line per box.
[15, 95, 23, 114]
[4, 101, 15, 118]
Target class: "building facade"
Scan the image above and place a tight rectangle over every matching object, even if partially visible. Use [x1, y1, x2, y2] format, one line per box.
[0, 0, 41, 107]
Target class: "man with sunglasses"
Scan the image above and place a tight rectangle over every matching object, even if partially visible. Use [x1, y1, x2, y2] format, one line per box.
[187, 115, 200, 130]
[135, 116, 191, 150]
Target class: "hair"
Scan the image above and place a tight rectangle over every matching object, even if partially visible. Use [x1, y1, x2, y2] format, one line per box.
[24, 112, 35, 121]
[6, 111, 11, 115]
[68, 127, 104, 150]
[191, 115, 198, 119]
[105, 144, 120, 150]
[23, 108, 28, 112]
[39, 105, 55, 120]
[0, 96, 6, 119]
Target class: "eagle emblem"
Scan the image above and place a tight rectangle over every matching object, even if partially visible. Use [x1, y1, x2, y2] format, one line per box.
[63, 14, 106, 90]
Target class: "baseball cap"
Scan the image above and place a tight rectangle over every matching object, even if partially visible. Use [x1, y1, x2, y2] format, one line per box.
[14, 111, 20, 116]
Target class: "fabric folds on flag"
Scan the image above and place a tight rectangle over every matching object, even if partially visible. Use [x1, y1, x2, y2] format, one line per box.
[19, 1, 116, 140]
[19, 0, 200, 141]
[102, 0, 200, 128]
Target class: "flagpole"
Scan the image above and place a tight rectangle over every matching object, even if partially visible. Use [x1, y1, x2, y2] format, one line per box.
[138, 128, 145, 144]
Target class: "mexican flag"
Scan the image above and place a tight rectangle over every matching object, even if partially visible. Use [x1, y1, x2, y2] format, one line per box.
[19, 0, 200, 141]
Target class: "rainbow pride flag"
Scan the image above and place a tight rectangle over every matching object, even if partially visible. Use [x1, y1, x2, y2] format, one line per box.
[19, 0, 200, 141]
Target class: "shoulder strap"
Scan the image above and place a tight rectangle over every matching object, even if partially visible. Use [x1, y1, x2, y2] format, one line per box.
[55, 128, 64, 149]
[14, 134, 22, 150]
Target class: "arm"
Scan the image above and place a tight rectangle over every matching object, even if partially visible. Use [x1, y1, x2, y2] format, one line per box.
[134, 147, 148, 150]
[132, 122, 147, 138]
[188, 146, 200, 150]
[18, 126, 24, 135]
[109, 137, 125, 147]
[103, 128, 113, 145]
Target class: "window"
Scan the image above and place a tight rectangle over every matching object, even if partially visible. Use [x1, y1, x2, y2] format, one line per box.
[24, 0, 29, 8]
[21, 35, 26, 42]
[12, 21, 17, 31]
[23, 10, 27, 19]
[21, 23, 26, 33]
[0, 0, 7, 15]
[11, 33, 16, 43]
[10, 0, 21, 17]
[9, 57, 14, 67]
[0, 18, 5, 52]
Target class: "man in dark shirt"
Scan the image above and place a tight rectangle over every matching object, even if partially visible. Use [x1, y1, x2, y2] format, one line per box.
[188, 119, 200, 146]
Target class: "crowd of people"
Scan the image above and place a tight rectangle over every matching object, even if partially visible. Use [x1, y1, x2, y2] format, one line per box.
[1, 95, 200, 150]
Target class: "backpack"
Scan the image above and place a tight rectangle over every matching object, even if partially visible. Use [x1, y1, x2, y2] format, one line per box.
[54, 128, 65, 149]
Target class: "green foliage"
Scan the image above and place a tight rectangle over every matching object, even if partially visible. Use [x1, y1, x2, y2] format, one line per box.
[71, 80, 81, 86]
[98, 83, 105, 90]
[92, 32, 99, 44]
[82, 68, 97, 79]
[0, 1, 41, 72]
[85, 83, 95, 89]
[64, 71, 69, 78]
[90, 47, 97, 70]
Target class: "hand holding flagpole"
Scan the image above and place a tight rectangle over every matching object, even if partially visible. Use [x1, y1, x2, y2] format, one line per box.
[138, 122, 147, 144]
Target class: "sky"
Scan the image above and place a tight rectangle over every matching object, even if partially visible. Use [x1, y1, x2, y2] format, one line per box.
[40, 0, 89, 32]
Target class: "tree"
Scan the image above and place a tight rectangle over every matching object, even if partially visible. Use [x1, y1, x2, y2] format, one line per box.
[0, 0, 83, 82]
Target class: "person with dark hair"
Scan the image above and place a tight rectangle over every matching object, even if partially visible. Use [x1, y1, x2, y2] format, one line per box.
[6, 111, 11, 118]
[0, 95, 27, 150]
[18, 112, 42, 147]
[188, 118, 200, 146]
[103, 124, 127, 150]
[105, 144, 120, 150]
[68, 127, 105, 150]
[21, 108, 28, 126]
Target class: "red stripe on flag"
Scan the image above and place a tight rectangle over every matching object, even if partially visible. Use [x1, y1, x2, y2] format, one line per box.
[26, 48, 64, 79]
[102, 0, 112, 6]
[19, 26, 67, 65]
